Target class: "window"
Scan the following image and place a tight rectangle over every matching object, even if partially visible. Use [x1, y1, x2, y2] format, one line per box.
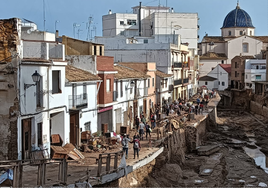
[218, 81, 220, 85]
[250, 31, 252, 36]
[37, 122, 42, 146]
[256, 75, 261, 79]
[148, 79, 150, 88]
[120, 31, 124, 36]
[240, 31, 243, 35]
[152, 78, 155, 87]
[106, 79, 111, 92]
[246, 74, 247, 79]
[36, 76, 43, 107]
[256, 65, 259, 69]
[235, 62, 238, 68]
[94, 45, 97, 55]
[221, 60, 224, 64]
[144, 39, 148, 43]
[222, 82, 225, 86]
[205, 81, 208, 85]
[100, 46, 102, 56]
[243, 43, 248, 53]
[83, 83, 87, 99]
[242, 73, 245, 77]
[52, 71, 61, 94]
[120, 21, 124, 25]
[228, 31, 231, 36]
[84, 122, 91, 131]
[127, 19, 136, 25]
[235, 71, 237, 77]
[120, 80, 123, 97]
[220, 72, 222, 76]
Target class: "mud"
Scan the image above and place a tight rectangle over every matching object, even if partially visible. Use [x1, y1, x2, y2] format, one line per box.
[146, 110, 268, 187]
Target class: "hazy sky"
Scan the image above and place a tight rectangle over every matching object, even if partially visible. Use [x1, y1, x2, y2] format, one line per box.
[1, 0, 267, 41]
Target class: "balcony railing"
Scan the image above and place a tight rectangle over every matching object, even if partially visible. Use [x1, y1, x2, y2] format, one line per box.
[174, 62, 182, 68]
[144, 87, 148, 96]
[183, 63, 189, 69]
[174, 79, 182, 86]
[69, 94, 88, 109]
[183, 78, 189, 85]
[168, 85, 174, 92]
[113, 91, 118, 101]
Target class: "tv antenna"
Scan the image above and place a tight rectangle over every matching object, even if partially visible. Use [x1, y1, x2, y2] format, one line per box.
[43, 0, 46, 31]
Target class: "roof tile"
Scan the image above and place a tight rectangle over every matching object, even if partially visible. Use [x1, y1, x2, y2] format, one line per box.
[65, 65, 101, 82]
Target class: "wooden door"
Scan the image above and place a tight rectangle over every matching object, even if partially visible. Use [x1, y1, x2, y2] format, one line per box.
[70, 113, 79, 146]
[22, 119, 31, 160]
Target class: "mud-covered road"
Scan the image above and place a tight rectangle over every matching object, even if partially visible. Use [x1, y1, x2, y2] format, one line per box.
[147, 110, 268, 187]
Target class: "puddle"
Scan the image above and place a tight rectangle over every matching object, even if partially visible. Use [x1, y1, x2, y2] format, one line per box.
[243, 140, 268, 174]
[202, 169, 212, 174]
[259, 182, 268, 187]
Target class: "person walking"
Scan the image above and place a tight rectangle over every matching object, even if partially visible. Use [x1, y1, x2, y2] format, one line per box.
[145, 122, 151, 140]
[200, 103, 204, 114]
[122, 134, 131, 159]
[138, 120, 145, 140]
[135, 116, 139, 130]
[131, 136, 141, 159]
[195, 105, 198, 115]
[150, 113, 156, 129]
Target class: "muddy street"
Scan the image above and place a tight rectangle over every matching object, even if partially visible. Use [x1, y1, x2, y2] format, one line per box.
[147, 110, 268, 187]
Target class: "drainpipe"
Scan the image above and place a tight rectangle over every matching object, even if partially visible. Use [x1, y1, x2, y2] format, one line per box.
[139, 2, 142, 36]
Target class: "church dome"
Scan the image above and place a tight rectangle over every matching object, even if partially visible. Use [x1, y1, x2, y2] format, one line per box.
[222, 4, 254, 28]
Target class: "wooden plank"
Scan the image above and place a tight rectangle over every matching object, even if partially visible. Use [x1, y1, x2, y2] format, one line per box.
[18, 161, 23, 187]
[97, 154, 102, 177]
[106, 154, 111, 173]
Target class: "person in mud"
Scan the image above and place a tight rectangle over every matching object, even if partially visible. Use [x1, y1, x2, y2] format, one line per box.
[122, 134, 131, 159]
[131, 136, 141, 159]
[166, 105, 170, 116]
[141, 115, 146, 125]
[150, 113, 156, 129]
[145, 122, 151, 140]
[195, 104, 198, 115]
[135, 116, 140, 130]
[138, 120, 145, 140]
[200, 103, 204, 114]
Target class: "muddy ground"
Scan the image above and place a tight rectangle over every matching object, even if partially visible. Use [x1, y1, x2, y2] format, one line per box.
[147, 110, 268, 187]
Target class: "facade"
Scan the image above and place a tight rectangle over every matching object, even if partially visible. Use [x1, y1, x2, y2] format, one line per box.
[205, 64, 231, 91]
[96, 4, 199, 101]
[198, 3, 267, 77]
[198, 76, 218, 90]
[118, 62, 156, 120]
[245, 59, 266, 91]
[65, 65, 101, 146]
[113, 64, 150, 131]
[231, 55, 255, 90]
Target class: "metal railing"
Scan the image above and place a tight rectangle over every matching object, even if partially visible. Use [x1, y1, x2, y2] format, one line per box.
[69, 94, 88, 109]
[174, 79, 182, 86]
[174, 62, 182, 68]
[183, 63, 189, 68]
[183, 78, 189, 84]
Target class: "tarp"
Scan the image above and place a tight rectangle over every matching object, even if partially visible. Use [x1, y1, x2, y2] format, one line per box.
[0, 169, 13, 185]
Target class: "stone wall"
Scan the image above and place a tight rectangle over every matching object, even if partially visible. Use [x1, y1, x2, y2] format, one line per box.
[250, 101, 268, 118]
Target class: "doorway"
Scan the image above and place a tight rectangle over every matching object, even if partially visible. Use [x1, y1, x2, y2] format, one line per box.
[70, 112, 79, 146]
[22, 118, 32, 160]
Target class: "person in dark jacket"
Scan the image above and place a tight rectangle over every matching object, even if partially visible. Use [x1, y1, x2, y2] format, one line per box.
[122, 134, 131, 159]
[131, 136, 141, 159]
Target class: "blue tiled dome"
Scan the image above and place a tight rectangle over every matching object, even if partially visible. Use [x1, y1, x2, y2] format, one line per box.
[222, 5, 254, 28]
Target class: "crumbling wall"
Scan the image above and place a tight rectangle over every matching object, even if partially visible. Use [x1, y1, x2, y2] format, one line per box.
[250, 101, 268, 118]
[0, 18, 20, 160]
[231, 89, 252, 109]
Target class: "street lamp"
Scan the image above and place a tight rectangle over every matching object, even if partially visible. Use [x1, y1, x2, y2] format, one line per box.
[24, 70, 41, 90]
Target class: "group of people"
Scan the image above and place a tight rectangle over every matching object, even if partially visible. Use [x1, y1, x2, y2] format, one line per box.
[121, 133, 141, 159]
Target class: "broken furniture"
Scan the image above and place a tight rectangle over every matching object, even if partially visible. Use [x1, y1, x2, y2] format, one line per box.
[51, 143, 85, 161]
[81, 131, 91, 143]
[51, 134, 63, 146]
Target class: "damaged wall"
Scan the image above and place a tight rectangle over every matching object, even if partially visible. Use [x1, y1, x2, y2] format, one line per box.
[0, 18, 20, 160]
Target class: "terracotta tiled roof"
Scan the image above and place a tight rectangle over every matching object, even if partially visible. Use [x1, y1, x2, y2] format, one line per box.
[199, 75, 217, 81]
[232, 55, 255, 60]
[65, 65, 101, 82]
[202, 36, 225, 43]
[251, 36, 268, 43]
[200, 52, 227, 60]
[219, 64, 231, 74]
[155, 70, 173, 78]
[114, 64, 150, 79]
[119, 63, 148, 73]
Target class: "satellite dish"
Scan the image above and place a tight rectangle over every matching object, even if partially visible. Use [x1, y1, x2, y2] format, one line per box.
[26, 29, 32, 34]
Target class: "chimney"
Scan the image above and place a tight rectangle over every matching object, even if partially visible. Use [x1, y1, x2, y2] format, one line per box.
[266, 47, 268, 81]
[56, 30, 59, 39]
[171, 8, 174, 13]
[108, 10, 112, 14]
[139, 2, 142, 36]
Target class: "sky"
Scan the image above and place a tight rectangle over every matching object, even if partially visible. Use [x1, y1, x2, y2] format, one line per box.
[1, 0, 268, 41]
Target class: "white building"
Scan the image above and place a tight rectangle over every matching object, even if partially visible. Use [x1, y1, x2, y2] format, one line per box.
[245, 59, 266, 91]
[18, 40, 68, 159]
[204, 64, 231, 91]
[65, 65, 101, 145]
[198, 2, 267, 77]
[198, 76, 218, 91]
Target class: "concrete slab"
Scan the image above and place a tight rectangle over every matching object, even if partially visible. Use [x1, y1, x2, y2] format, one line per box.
[197, 145, 220, 156]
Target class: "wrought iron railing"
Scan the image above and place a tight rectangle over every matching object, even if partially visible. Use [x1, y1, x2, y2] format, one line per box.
[69, 94, 88, 109]
[174, 79, 182, 86]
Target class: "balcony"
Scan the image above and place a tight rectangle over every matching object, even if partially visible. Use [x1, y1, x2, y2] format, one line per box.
[144, 87, 148, 96]
[69, 94, 88, 109]
[168, 85, 174, 92]
[174, 79, 182, 86]
[182, 78, 189, 86]
[113, 91, 118, 101]
[183, 63, 189, 69]
[174, 62, 182, 68]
